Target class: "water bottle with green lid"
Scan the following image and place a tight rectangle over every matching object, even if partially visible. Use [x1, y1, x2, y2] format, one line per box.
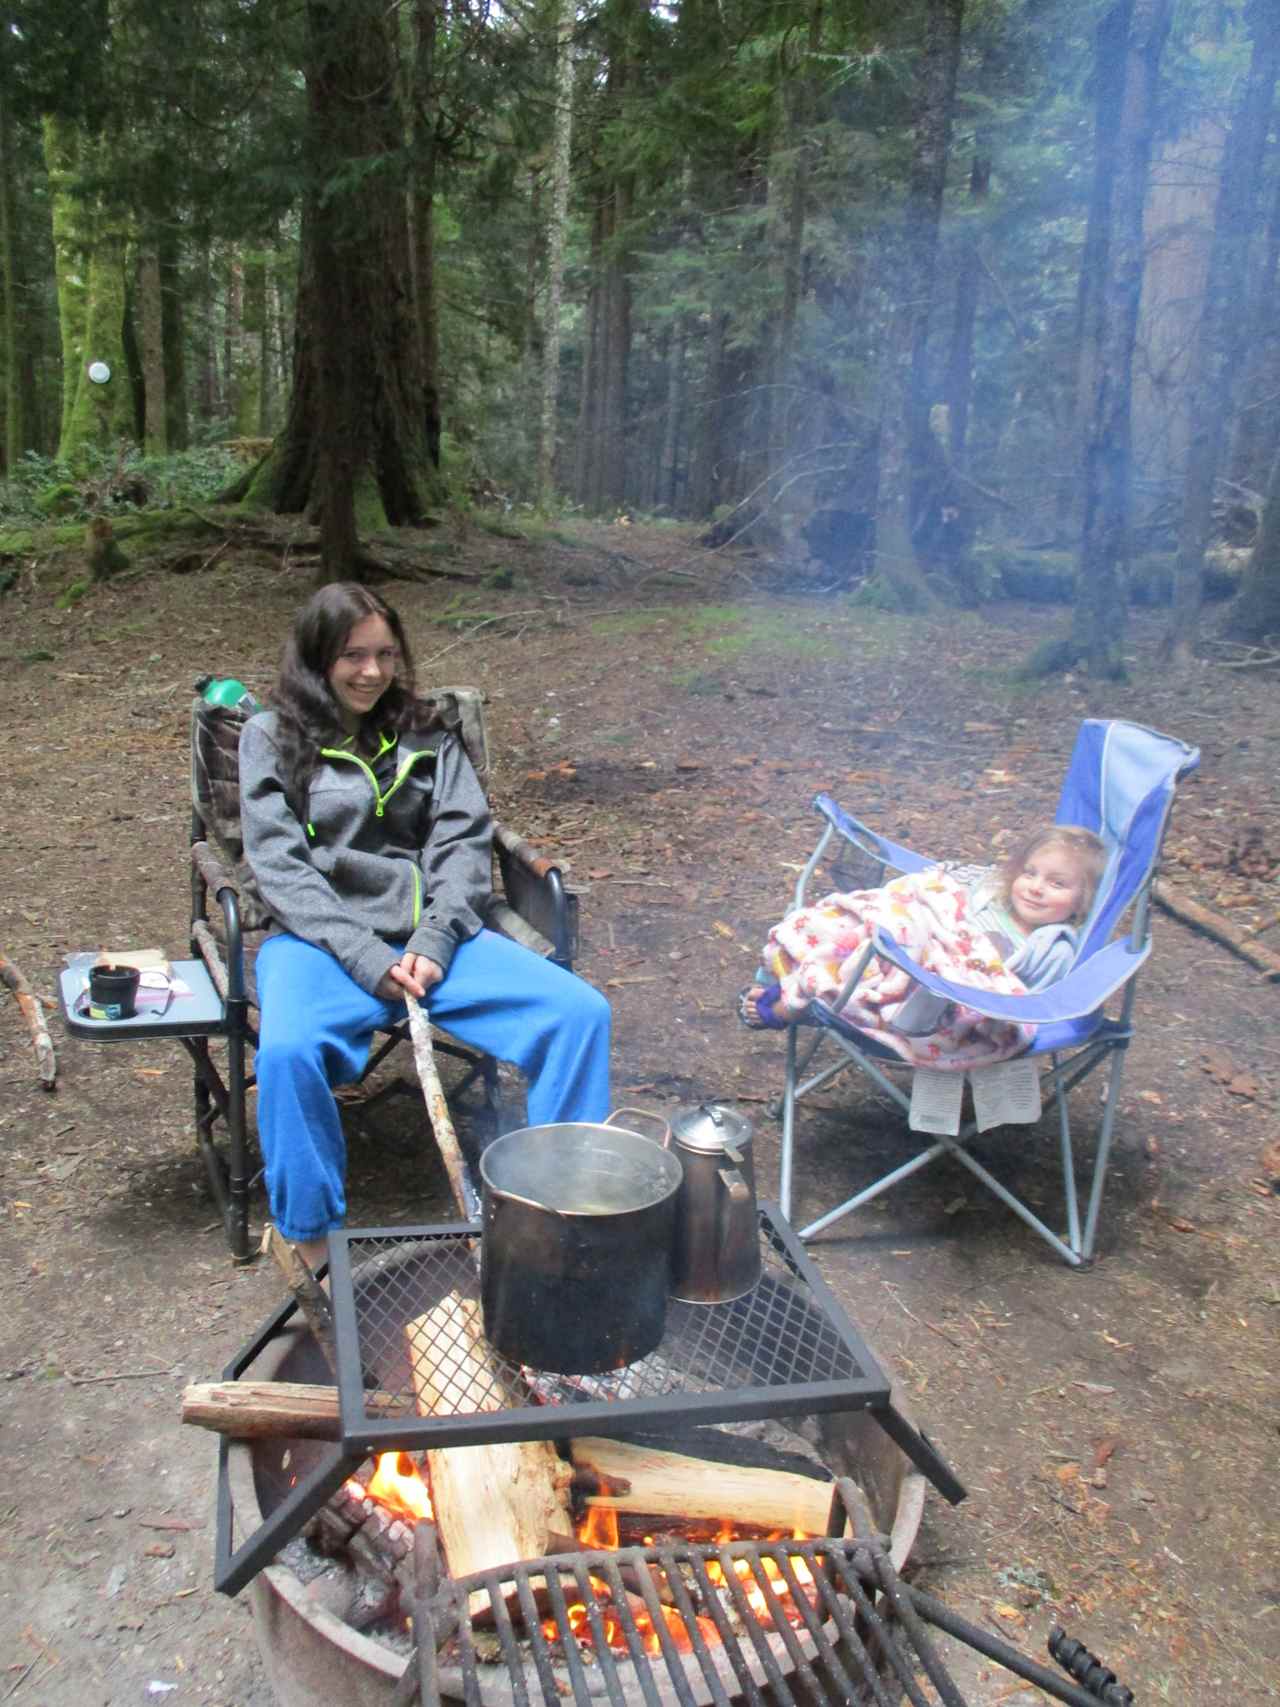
[197, 675, 259, 713]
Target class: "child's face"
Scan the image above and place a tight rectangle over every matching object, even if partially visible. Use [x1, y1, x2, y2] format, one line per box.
[1010, 844, 1086, 931]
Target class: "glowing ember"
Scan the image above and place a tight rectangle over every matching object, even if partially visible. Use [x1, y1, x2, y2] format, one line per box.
[345, 1451, 434, 1523]
[543, 1581, 719, 1656]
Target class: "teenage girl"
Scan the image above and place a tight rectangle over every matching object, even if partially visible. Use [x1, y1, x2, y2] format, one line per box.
[239, 582, 611, 1265]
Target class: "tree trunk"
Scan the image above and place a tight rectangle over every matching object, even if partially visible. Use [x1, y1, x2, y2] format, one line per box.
[256, 0, 444, 582]
[944, 147, 990, 470]
[0, 43, 24, 471]
[1222, 445, 1280, 644]
[599, 179, 632, 511]
[137, 245, 167, 454]
[687, 305, 728, 519]
[871, 0, 964, 611]
[573, 203, 605, 508]
[159, 228, 188, 451]
[1164, 0, 1279, 662]
[412, 0, 443, 470]
[1061, 0, 1172, 681]
[536, 0, 575, 511]
[42, 115, 86, 456]
[1227, 167, 1280, 496]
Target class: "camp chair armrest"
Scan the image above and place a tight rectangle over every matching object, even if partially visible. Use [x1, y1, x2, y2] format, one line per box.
[493, 821, 577, 968]
[813, 794, 936, 875]
[865, 927, 1151, 1024]
[192, 838, 237, 904]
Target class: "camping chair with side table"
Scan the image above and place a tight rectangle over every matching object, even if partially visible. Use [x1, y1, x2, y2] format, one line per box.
[774, 719, 1199, 1267]
[182, 680, 578, 1262]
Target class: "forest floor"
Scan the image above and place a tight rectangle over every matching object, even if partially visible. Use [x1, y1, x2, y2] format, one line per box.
[0, 513, 1277, 1706]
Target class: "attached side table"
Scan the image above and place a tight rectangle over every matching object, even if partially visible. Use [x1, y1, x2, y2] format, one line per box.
[58, 957, 255, 1261]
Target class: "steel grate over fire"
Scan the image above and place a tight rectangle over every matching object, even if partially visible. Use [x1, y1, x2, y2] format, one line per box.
[215, 1207, 964, 1597]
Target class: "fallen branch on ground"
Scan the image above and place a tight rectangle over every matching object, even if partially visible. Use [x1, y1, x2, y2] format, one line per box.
[1152, 881, 1280, 979]
[0, 947, 56, 1089]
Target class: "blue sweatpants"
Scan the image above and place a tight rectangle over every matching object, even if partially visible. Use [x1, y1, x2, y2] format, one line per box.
[255, 929, 612, 1242]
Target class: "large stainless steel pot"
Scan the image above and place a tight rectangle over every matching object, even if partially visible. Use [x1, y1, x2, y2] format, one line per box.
[668, 1102, 761, 1303]
[479, 1111, 682, 1374]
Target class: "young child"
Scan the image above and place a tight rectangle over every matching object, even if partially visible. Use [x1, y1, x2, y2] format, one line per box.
[741, 824, 1107, 1033]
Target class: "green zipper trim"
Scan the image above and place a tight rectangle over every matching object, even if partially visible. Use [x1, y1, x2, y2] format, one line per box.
[317, 734, 437, 819]
[411, 863, 422, 927]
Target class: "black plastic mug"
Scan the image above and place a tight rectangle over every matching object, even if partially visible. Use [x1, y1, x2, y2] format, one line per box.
[88, 964, 141, 1020]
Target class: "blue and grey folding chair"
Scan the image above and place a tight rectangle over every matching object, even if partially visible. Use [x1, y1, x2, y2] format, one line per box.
[776, 720, 1199, 1266]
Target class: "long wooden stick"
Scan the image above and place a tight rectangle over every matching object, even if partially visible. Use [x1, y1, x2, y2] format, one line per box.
[264, 1227, 338, 1374]
[0, 946, 56, 1089]
[1153, 881, 1280, 980]
[405, 999, 473, 1217]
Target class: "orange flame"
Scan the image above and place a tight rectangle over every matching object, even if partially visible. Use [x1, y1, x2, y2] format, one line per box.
[579, 1502, 620, 1550]
[345, 1451, 434, 1523]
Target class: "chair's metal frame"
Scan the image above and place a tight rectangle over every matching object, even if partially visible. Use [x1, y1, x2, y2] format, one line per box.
[777, 720, 1199, 1267]
[186, 687, 578, 1263]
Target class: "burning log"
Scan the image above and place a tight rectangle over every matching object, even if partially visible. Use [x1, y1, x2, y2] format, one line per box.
[180, 1379, 409, 1437]
[568, 1433, 837, 1537]
[405, 1292, 575, 1583]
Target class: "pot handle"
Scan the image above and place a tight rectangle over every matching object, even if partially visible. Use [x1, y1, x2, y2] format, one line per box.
[606, 1106, 673, 1149]
[717, 1165, 751, 1204]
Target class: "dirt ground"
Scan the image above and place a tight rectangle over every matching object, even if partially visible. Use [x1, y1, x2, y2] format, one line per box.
[0, 520, 1277, 1706]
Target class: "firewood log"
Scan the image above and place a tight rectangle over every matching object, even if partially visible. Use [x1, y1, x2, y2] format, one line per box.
[180, 1379, 408, 1438]
[405, 1292, 575, 1585]
[568, 1435, 837, 1536]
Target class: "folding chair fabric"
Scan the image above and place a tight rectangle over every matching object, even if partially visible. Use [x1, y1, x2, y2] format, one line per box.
[775, 718, 1199, 1266]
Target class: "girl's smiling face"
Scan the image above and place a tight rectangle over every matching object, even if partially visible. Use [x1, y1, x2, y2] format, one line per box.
[327, 612, 400, 729]
[1009, 845, 1086, 930]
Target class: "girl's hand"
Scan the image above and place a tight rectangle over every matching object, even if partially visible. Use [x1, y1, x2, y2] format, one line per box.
[376, 954, 444, 1002]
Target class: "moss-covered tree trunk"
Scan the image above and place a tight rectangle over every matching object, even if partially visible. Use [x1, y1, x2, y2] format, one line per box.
[0, 38, 24, 472]
[42, 114, 134, 466]
[42, 115, 86, 456]
[137, 245, 167, 454]
[241, 0, 443, 583]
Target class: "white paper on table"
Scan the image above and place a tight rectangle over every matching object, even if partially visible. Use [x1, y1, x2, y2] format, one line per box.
[908, 1068, 964, 1135]
[970, 1056, 1042, 1131]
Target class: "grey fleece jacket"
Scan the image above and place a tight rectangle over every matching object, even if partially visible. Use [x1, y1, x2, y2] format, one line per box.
[238, 710, 493, 995]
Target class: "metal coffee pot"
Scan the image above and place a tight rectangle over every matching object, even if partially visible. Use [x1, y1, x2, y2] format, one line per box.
[667, 1101, 761, 1304]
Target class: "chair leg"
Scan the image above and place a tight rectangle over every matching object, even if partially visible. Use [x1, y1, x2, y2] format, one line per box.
[225, 1027, 251, 1263]
[1081, 1045, 1129, 1263]
[1053, 1052, 1082, 1257]
[779, 1025, 799, 1222]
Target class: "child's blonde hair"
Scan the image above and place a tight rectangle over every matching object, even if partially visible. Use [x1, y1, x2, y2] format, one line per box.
[999, 825, 1107, 926]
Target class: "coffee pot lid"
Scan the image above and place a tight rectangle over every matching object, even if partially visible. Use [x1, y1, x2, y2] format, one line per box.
[671, 1101, 753, 1152]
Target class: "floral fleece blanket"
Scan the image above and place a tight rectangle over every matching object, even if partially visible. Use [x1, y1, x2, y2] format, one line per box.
[761, 867, 1035, 1070]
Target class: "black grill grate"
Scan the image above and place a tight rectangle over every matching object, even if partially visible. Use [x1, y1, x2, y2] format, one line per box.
[328, 1207, 892, 1454]
[393, 1503, 1133, 1707]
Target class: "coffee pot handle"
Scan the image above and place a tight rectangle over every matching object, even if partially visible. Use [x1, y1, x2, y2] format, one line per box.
[718, 1165, 751, 1203]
